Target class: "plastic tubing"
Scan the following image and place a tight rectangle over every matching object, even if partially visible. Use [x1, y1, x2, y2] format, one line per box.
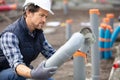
[89, 9, 100, 80]
[106, 13, 114, 29]
[45, 32, 85, 68]
[104, 26, 112, 59]
[63, 0, 68, 15]
[73, 27, 93, 80]
[111, 26, 120, 47]
[65, 19, 73, 40]
[0, 3, 17, 11]
[102, 17, 110, 25]
[99, 23, 106, 59]
[73, 50, 87, 80]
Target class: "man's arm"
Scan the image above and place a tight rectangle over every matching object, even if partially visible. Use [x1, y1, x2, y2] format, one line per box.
[0, 32, 31, 78]
[16, 64, 32, 78]
[41, 39, 56, 58]
[0, 32, 57, 79]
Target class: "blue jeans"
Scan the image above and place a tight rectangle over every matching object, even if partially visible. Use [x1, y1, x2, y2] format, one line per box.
[0, 68, 54, 80]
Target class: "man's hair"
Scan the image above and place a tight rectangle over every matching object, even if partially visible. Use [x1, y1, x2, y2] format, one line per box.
[23, 3, 40, 16]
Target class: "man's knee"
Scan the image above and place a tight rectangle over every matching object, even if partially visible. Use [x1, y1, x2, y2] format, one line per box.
[0, 68, 25, 80]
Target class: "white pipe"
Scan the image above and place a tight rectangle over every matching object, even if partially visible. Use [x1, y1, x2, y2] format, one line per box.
[45, 32, 85, 67]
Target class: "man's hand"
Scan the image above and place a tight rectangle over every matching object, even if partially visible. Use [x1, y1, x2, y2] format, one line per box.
[31, 61, 58, 80]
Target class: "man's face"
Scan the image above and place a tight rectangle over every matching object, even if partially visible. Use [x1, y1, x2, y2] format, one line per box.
[26, 8, 49, 31]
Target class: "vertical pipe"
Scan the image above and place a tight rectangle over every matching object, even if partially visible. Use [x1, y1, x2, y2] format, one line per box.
[108, 25, 113, 59]
[106, 13, 114, 29]
[102, 17, 110, 25]
[73, 43, 90, 80]
[63, 0, 68, 15]
[89, 9, 100, 80]
[73, 27, 95, 80]
[73, 50, 86, 80]
[101, 18, 113, 59]
[104, 25, 112, 59]
[99, 23, 106, 59]
[65, 19, 73, 40]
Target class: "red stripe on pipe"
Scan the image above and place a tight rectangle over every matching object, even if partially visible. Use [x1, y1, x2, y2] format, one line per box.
[0, 5, 11, 11]
[0, 4, 17, 11]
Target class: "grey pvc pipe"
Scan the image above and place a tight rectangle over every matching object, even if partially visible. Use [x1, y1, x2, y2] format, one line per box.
[73, 55, 86, 80]
[66, 23, 72, 40]
[73, 44, 90, 80]
[109, 18, 114, 29]
[63, 3, 68, 15]
[45, 32, 85, 68]
[89, 9, 100, 80]
[106, 13, 114, 29]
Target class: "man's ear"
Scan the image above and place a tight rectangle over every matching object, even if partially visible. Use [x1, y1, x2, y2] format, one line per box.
[26, 10, 33, 18]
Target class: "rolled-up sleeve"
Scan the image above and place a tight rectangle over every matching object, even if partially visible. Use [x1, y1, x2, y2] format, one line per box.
[0, 32, 24, 70]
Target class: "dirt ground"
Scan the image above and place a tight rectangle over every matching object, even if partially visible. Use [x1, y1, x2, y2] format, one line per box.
[0, 9, 120, 80]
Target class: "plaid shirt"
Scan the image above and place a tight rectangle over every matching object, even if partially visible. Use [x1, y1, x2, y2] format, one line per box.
[0, 32, 56, 69]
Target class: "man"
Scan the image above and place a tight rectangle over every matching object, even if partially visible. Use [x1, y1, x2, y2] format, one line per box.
[0, 0, 58, 80]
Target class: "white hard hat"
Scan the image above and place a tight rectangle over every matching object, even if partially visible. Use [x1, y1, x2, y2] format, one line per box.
[23, 0, 54, 15]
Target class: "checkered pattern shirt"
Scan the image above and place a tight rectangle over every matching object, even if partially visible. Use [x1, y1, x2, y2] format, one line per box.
[0, 32, 56, 69]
